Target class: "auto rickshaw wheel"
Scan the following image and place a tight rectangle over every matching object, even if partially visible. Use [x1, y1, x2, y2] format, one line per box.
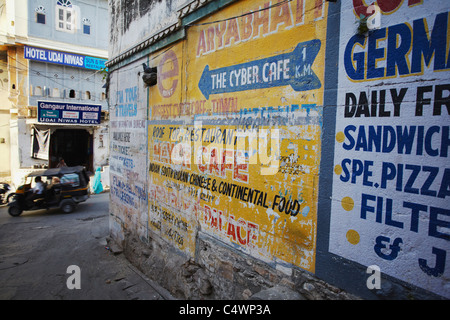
[60, 199, 77, 213]
[8, 205, 23, 217]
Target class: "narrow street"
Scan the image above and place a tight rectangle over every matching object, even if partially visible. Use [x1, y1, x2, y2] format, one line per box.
[0, 192, 170, 300]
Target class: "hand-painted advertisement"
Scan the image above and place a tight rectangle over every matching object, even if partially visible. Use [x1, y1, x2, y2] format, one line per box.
[330, 0, 450, 298]
[109, 65, 148, 240]
[147, 0, 328, 272]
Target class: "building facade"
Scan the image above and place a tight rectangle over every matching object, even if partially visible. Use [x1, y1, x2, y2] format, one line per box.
[107, 0, 450, 300]
[0, 0, 109, 186]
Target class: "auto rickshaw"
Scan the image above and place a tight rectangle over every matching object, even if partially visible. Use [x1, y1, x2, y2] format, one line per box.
[8, 166, 90, 217]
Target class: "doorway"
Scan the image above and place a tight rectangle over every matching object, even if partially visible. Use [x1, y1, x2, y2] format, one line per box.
[49, 129, 93, 172]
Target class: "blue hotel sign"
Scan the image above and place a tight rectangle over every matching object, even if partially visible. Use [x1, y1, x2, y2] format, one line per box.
[24, 45, 107, 70]
[38, 101, 101, 125]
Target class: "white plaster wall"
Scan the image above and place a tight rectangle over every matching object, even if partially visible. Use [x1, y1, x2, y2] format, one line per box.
[109, 0, 189, 59]
[108, 58, 149, 241]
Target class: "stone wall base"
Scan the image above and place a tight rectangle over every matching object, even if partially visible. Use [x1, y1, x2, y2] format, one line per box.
[112, 231, 359, 300]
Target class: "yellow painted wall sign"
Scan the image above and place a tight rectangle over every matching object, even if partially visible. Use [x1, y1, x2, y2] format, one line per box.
[147, 0, 328, 273]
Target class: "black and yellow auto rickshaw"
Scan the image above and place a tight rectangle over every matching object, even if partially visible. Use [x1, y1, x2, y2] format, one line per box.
[8, 166, 90, 216]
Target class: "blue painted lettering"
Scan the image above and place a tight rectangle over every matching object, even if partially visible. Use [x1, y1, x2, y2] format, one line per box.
[344, 12, 450, 81]
[343, 125, 450, 157]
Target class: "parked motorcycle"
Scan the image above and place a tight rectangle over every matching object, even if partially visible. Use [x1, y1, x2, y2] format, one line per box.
[0, 183, 14, 204]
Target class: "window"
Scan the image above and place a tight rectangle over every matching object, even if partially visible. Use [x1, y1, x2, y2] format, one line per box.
[35, 6, 46, 24]
[57, 0, 72, 6]
[69, 89, 75, 98]
[56, 0, 76, 33]
[58, 8, 73, 31]
[37, 13, 46, 24]
[61, 173, 79, 187]
[83, 24, 90, 34]
[52, 88, 60, 98]
[82, 18, 91, 35]
[85, 91, 91, 100]
[35, 86, 43, 96]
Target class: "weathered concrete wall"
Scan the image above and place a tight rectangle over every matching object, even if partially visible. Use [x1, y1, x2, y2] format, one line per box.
[108, 0, 187, 59]
[108, 0, 450, 300]
[146, 0, 326, 286]
[109, 59, 149, 243]
[0, 48, 12, 179]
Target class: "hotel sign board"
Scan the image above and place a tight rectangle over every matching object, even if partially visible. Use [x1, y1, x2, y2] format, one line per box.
[38, 101, 101, 125]
[24, 45, 107, 71]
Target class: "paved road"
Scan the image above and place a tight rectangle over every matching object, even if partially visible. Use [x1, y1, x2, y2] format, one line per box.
[0, 192, 170, 300]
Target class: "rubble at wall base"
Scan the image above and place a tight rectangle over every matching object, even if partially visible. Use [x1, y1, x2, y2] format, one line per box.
[113, 231, 360, 300]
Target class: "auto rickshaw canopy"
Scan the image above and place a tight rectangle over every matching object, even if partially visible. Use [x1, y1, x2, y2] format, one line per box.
[27, 166, 87, 178]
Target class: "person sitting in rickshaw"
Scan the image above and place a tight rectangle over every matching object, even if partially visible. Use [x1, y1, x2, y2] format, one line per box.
[26, 176, 45, 207]
[48, 176, 61, 191]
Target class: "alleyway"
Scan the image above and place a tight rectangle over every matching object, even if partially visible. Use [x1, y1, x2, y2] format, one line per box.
[0, 192, 170, 300]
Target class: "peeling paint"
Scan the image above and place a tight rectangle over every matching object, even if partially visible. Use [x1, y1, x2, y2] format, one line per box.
[145, 0, 326, 273]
